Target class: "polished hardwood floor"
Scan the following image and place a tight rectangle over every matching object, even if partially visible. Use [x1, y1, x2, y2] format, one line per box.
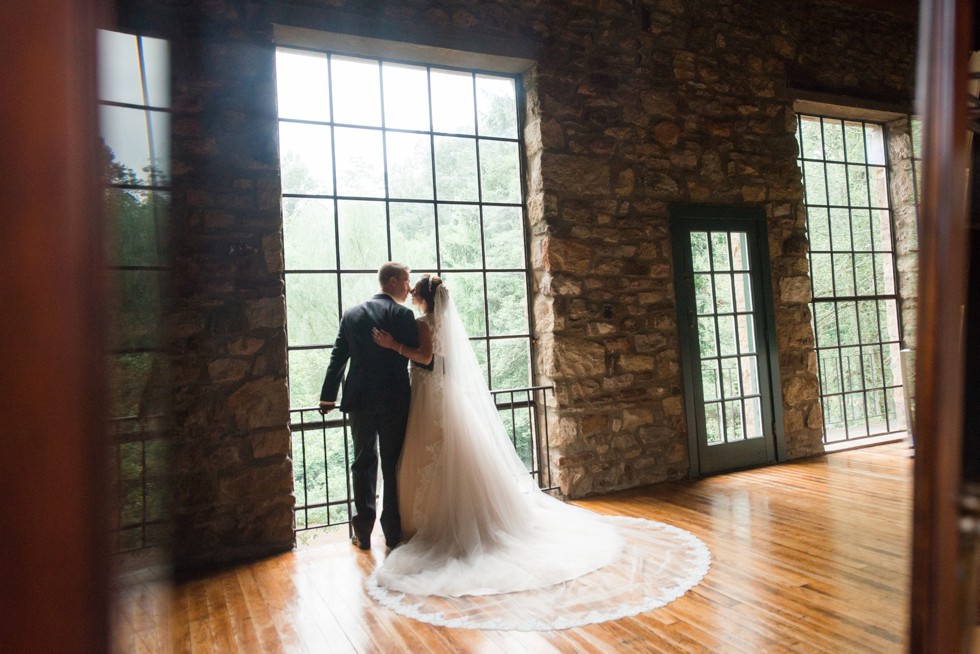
[113, 442, 936, 653]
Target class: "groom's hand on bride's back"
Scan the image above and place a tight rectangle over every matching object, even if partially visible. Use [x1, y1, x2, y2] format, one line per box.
[318, 401, 335, 415]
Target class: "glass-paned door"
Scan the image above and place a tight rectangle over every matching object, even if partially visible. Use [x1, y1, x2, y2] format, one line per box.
[671, 206, 782, 475]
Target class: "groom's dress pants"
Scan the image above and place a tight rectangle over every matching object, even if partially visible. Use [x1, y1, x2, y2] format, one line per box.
[349, 406, 407, 546]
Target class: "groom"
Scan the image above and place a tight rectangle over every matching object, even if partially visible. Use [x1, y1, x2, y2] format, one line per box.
[319, 262, 419, 550]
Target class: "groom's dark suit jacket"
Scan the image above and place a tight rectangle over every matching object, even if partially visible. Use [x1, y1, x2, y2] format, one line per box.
[319, 293, 419, 413]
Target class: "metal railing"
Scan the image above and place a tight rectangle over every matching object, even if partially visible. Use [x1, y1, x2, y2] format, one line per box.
[817, 349, 908, 443]
[289, 385, 556, 534]
[109, 414, 170, 551]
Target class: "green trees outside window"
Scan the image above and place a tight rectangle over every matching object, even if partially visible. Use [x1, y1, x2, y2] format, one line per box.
[796, 114, 909, 444]
[277, 48, 536, 530]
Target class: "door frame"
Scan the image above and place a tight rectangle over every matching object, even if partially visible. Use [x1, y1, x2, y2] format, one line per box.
[670, 203, 786, 478]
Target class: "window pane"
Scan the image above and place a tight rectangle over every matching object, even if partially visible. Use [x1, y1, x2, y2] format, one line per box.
[840, 346, 863, 391]
[872, 209, 893, 250]
[744, 396, 764, 438]
[843, 121, 866, 163]
[690, 232, 710, 271]
[286, 273, 338, 346]
[740, 355, 759, 395]
[279, 122, 333, 195]
[822, 120, 845, 161]
[476, 75, 517, 138]
[829, 206, 853, 250]
[721, 358, 741, 397]
[798, 116, 823, 159]
[704, 403, 722, 445]
[850, 209, 873, 251]
[100, 105, 152, 178]
[710, 232, 730, 271]
[826, 163, 847, 205]
[730, 232, 750, 271]
[736, 316, 756, 354]
[472, 338, 490, 384]
[146, 111, 170, 183]
[854, 253, 875, 294]
[884, 341, 903, 386]
[331, 56, 381, 127]
[845, 392, 868, 435]
[803, 161, 827, 205]
[697, 317, 718, 357]
[865, 124, 886, 165]
[489, 337, 530, 389]
[97, 30, 143, 104]
[694, 273, 714, 315]
[701, 358, 720, 401]
[390, 203, 437, 269]
[337, 200, 387, 268]
[487, 272, 528, 336]
[834, 253, 856, 297]
[807, 207, 830, 251]
[382, 62, 430, 131]
[847, 165, 869, 206]
[276, 49, 330, 122]
[483, 206, 525, 269]
[111, 269, 164, 350]
[434, 135, 479, 201]
[438, 204, 482, 268]
[874, 255, 894, 298]
[386, 131, 433, 200]
[867, 389, 886, 427]
[713, 274, 733, 313]
[820, 353, 842, 394]
[814, 302, 839, 347]
[837, 302, 859, 346]
[823, 395, 845, 437]
[724, 400, 744, 442]
[431, 69, 475, 135]
[340, 273, 380, 310]
[717, 315, 737, 356]
[445, 272, 486, 337]
[283, 198, 336, 270]
[107, 189, 169, 267]
[862, 345, 883, 387]
[732, 273, 753, 312]
[334, 127, 385, 198]
[479, 140, 521, 203]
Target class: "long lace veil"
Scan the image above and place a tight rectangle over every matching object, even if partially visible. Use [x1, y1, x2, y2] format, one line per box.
[367, 284, 712, 630]
[431, 284, 537, 493]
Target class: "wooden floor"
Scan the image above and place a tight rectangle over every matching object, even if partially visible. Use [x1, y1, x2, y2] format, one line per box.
[114, 442, 936, 653]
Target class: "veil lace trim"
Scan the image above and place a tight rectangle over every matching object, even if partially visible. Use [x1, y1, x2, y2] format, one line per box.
[367, 515, 711, 631]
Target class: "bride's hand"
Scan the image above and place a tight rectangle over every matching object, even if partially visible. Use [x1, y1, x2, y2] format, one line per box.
[372, 327, 396, 350]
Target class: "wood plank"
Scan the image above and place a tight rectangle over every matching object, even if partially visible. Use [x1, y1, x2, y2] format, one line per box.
[113, 442, 917, 652]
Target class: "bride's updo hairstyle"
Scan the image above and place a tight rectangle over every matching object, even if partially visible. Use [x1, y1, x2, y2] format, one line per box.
[413, 274, 443, 313]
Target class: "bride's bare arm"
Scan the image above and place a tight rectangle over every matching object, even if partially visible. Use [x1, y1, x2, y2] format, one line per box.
[373, 320, 433, 365]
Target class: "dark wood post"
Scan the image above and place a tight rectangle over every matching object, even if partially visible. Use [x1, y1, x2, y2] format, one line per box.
[0, 2, 110, 652]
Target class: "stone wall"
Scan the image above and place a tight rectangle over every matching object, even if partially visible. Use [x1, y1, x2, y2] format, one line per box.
[165, 6, 295, 566]
[887, 117, 920, 350]
[118, 0, 917, 563]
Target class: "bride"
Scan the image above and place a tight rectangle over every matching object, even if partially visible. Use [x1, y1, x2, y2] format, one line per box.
[370, 274, 623, 598]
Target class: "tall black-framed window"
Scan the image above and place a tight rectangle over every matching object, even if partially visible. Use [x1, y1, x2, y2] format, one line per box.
[275, 46, 537, 531]
[98, 29, 172, 551]
[796, 114, 909, 446]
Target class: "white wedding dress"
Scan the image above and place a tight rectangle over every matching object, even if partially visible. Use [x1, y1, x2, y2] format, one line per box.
[367, 286, 711, 630]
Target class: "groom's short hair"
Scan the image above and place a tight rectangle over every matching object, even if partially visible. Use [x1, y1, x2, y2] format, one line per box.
[378, 261, 410, 286]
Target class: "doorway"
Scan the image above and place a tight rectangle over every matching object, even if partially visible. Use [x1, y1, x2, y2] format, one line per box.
[670, 205, 784, 475]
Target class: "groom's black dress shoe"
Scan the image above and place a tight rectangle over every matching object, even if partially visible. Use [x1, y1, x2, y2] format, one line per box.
[351, 534, 370, 550]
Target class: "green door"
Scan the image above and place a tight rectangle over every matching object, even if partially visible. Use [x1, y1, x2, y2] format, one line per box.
[671, 206, 784, 475]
